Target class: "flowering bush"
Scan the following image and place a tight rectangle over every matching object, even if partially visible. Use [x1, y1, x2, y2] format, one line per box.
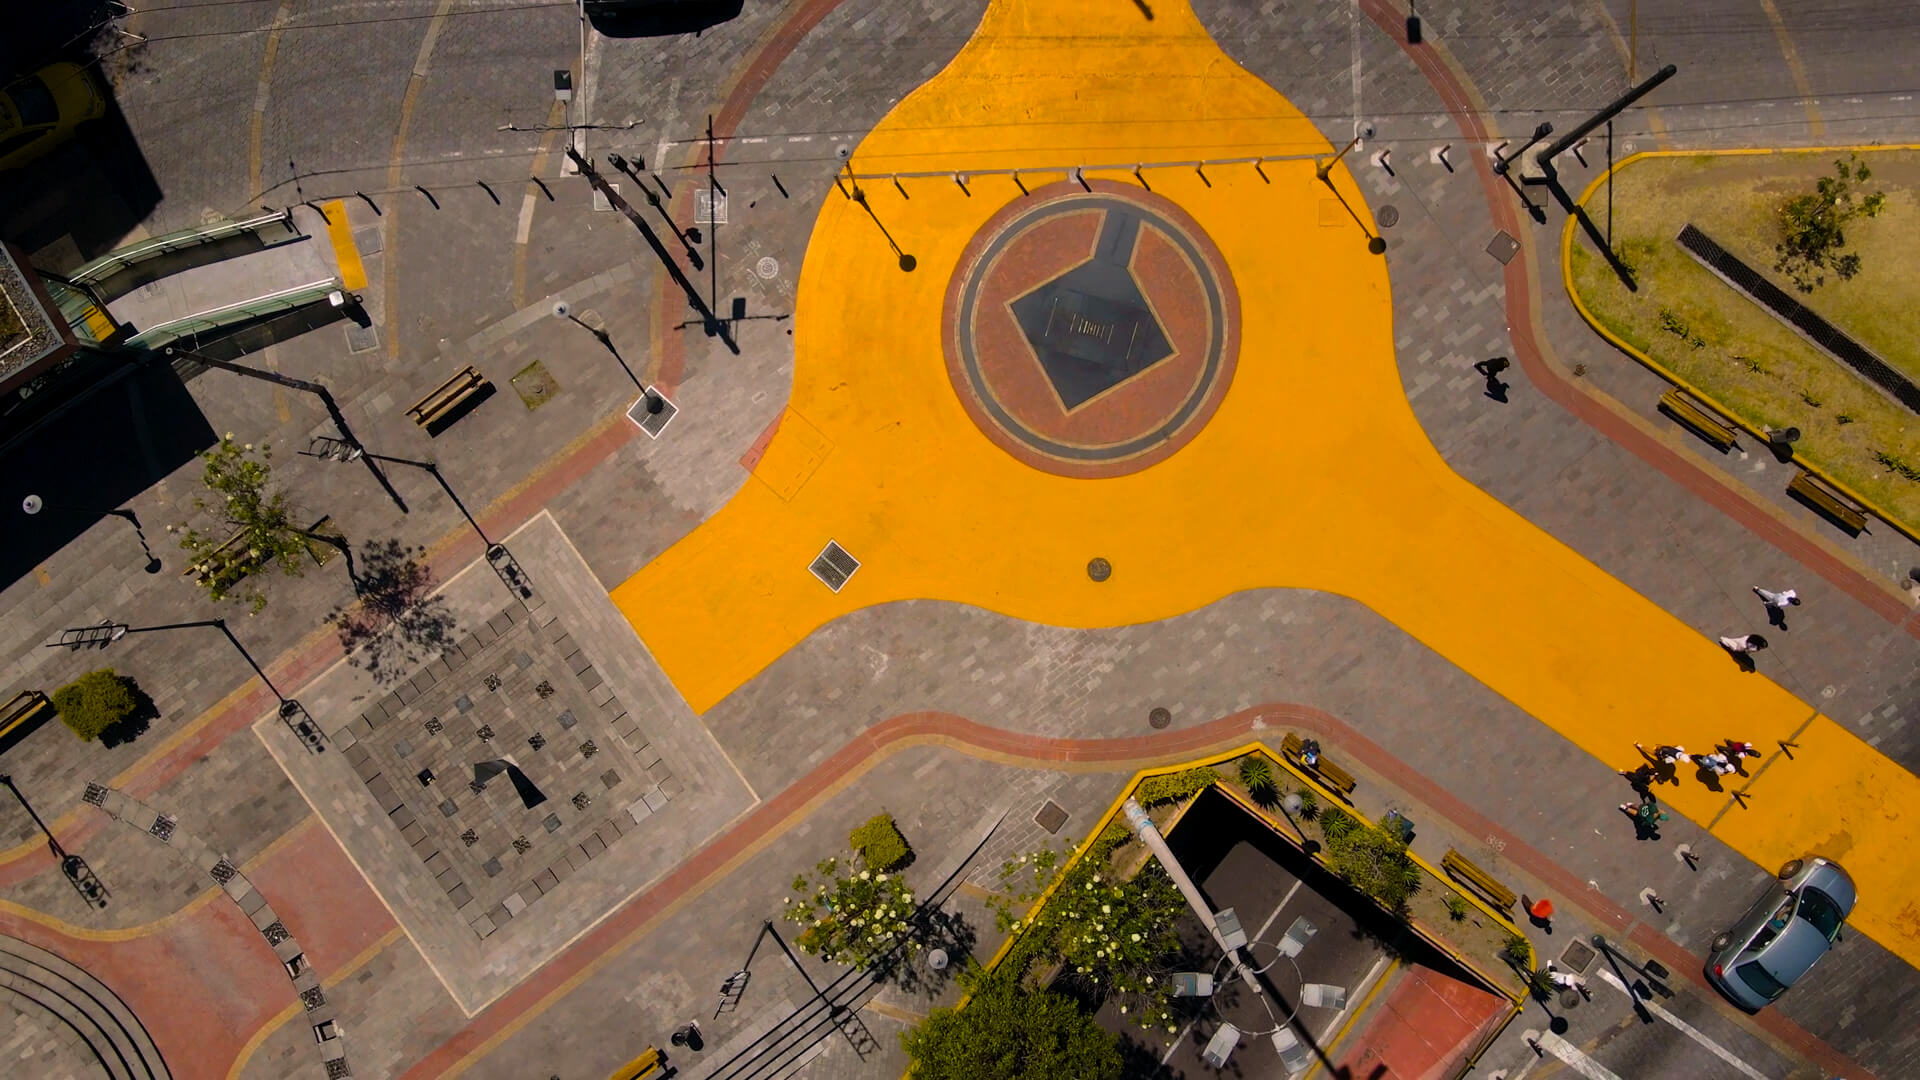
[991, 839, 1187, 1031]
[174, 435, 310, 612]
[784, 856, 918, 966]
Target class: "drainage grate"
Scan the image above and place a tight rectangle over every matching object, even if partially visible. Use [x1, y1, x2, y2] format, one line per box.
[1148, 707, 1172, 729]
[1678, 223, 1920, 414]
[809, 541, 861, 592]
[627, 387, 677, 438]
[82, 782, 107, 807]
[1485, 230, 1520, 265]
[1087, 557, 1112, 582]
[1378, 204, 1400, 229]
[301, 987, 327, 1012]
[1034, 800, 1069, 834]
[210, 858, 238, 885]
[1558, 939, 1597, 973]
[263, 921, 290, 947]
[149, 815, 176, 843]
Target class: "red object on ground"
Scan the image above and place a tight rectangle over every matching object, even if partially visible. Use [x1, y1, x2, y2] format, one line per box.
[1529, 897, 1555, 920]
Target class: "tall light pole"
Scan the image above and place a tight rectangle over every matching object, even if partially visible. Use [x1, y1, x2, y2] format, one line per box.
[1314, 121, 1389, 255]
[0, 774, 109, 909]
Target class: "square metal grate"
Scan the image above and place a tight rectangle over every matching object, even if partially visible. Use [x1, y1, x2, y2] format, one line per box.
[82, 782, 107, 807]
[1034, 800, 1069, 835]
[1485, 230, 1520, 265]
[809, 541, 861, 593]
[627, 387, 677, 438]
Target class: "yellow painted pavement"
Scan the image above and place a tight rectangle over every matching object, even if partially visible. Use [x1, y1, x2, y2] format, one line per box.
[613, 0, 1920, 965]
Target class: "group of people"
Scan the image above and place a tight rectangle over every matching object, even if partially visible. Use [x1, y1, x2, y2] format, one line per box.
[1719, 586, 1802, 659]
[1618, 739, 1763, 832]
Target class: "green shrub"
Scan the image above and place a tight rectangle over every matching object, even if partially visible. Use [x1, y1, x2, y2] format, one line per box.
[1501, 931, 1533, 969]
[1319, 806, 1356, 842]
[1320, 813, 1421, 913]
[1135, 766, 1220, 807]
[1236, 755, 1276, 803]
[1444, 894, 1470, 922]
[1295, 787, 1319, 819]
[850, 813, 912, 871]
[52, 670, 140, 743]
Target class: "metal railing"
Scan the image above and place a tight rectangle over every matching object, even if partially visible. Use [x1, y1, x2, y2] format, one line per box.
[67, 209, 300, 290]
[125, 279, 341, 350]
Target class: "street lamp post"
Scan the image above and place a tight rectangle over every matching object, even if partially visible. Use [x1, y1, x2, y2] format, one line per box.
[22, 494, 163, 574]
[1313, 122, 1389, 255]
[0, 774, 109, 909]
[45, 619, 325, 754]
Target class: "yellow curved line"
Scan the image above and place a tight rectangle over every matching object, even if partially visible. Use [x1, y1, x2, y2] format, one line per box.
[0, 816, 316, 941]
[1757, 0, 1826, 137]
[247, 0, 295, 199]
[1558, 144, 1920, 549]
[225, 926, 405, 1080]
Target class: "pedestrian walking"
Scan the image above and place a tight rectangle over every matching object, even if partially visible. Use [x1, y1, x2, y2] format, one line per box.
[1720, 740, 1762, 760]
[1638, 742, 1689, 766]
[1696, 752, 1737, 776]
[1719, 633, 1769, 653]
[1619, 795, 1669, 836]
[1753, 587, 1800, 610]
[1544, 962, 1591, 998]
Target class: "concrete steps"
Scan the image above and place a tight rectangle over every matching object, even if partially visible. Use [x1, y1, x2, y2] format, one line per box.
[0, 934, 170, 1080]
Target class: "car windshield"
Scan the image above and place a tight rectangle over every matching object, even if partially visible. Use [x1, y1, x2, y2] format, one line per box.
[1796, 888, 1845, 942]
[1736, 960, 1789, 1000]
[8, 76, 59, 127]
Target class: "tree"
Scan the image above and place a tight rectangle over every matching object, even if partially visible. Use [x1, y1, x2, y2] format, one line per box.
[991, 840, 1189, 1032]
[902, 966, 1121, 1080]
[52, 669, 143, 743]
[1774, 153, 1887, 292]
[1319, 808, 1422, 913]
[784, 855, 918, 966]
[173, 435, 312, 613]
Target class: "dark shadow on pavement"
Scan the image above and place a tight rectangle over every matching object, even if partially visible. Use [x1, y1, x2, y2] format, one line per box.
[98, 676, 159, 748]
[0, 353, 215, 591]
[586, 0, 744, 38]
[326, 538, 458, 685]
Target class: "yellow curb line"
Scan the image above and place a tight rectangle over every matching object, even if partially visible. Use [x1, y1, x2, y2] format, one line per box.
[246, 0, 294, 200]
[1560, 144, 1920, 550]
[225, 925, 406, 1080]
[323, 199, 368, 292]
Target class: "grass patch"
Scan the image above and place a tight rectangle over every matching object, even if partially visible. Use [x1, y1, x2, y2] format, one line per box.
[1569, 151, 1920, 528]
[510, 360, 561, 410]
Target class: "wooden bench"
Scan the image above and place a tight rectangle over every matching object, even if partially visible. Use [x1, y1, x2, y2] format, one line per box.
[183, 529, 259, 588]
[606, 1046, 666, 1080]
[1657, 389, 1738, 453]
[1787, 470, 1867, 535]
[1279, 733, 1357, 799]
[407, 365, 493, 435]
[1442, 848, 1516, 913]
[0, 690, 53, 747]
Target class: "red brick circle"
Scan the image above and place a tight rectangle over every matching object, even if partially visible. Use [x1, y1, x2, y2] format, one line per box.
[943, 180, 1239, 479]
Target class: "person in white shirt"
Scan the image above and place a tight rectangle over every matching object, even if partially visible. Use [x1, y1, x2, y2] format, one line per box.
[1719, 634, 1768, 653]
[1752, 586, 1799, 610]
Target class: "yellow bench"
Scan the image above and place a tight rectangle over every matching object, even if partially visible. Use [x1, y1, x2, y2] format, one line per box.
[0, 691, 53, 748]
[1787, 470, 1867, 535]
[407, 365, 493, 435]
[1657, 389, 1737, 453]
[1442, 848, 1516, 913]
[607, 1046, 666, 1080]
[1279, 732, 1357, 799]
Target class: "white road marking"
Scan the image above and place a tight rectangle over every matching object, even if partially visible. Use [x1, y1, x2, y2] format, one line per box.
[1253, 879, 1306, 943]
[1533, 1030, 1626, 1080]
[1595, 970, 1770, 1080]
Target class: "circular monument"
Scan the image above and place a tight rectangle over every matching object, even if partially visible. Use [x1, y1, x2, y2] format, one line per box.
[943, 182, 1239, 479]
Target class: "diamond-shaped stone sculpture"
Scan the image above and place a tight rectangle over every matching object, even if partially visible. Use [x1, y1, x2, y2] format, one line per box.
[1007, 216, 1174, 410]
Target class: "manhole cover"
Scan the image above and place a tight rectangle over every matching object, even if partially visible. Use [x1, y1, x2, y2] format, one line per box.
[1148, 707, 1172, 729]
[1557, 939, 1597, 973]
[1034, 800, 1069, 833]
[1485, 229, 1520, 265]
[1378, 204, 1400, 229]
[755, 257, 779, 279]
[1087, 557, 1112, 581]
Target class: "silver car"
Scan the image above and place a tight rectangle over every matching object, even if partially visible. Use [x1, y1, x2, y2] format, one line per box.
[1704, 857, 1855, 1013]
